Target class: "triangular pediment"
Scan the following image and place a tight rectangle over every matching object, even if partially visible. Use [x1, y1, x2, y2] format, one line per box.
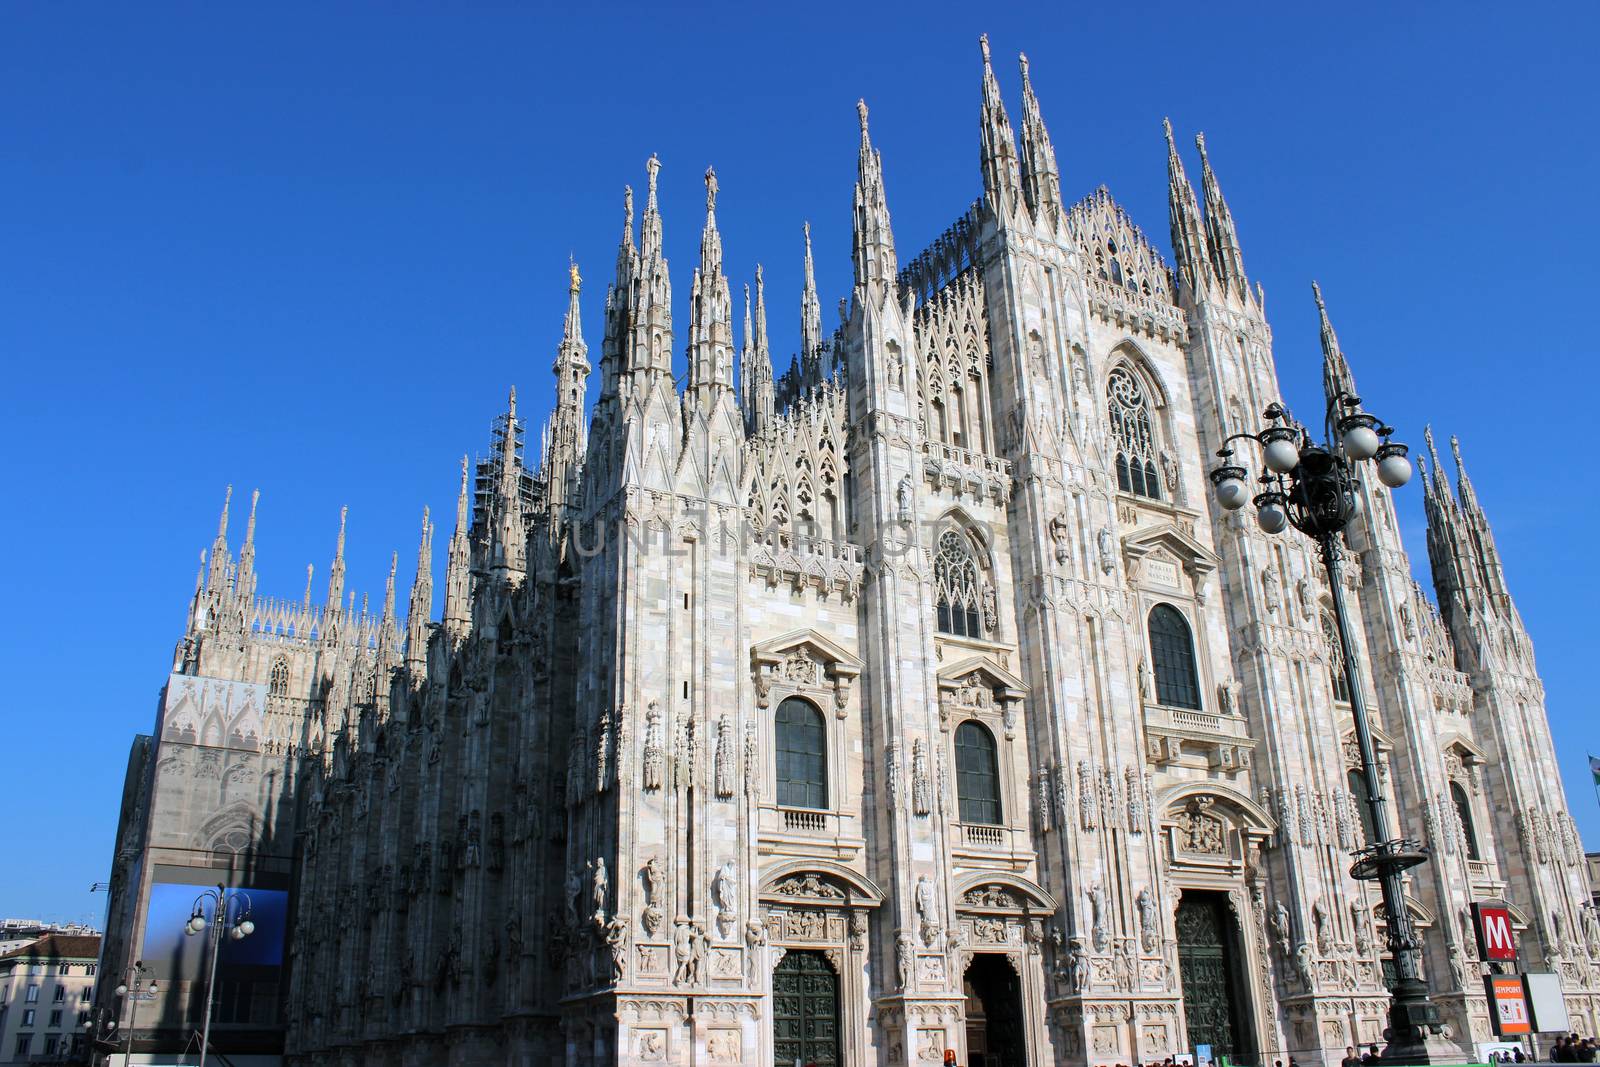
[750, 628, 862, 677]
[936, 655, 1026, 700]
[1122, 522, 1220, 576]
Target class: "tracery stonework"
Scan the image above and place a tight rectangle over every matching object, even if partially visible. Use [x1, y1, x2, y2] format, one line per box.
[93, 35, 1597, 1067]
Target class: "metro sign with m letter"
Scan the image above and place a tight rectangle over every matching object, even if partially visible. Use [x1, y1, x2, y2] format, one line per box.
[1473, 902, 1518, 962]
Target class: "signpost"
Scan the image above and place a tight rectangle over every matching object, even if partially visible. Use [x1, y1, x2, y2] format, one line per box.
[1472, 903, 1518, 962]
[1485, 975, 1532, 1036]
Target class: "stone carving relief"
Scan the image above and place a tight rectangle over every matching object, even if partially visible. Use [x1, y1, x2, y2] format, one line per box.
[642, 701, 664, 791]
[916, 875, 941, 947]
[1175, 797, 1226, 855]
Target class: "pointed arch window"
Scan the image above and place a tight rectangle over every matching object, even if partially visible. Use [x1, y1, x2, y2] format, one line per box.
[268, 657, 290, 698]
[935, 529, 984, 638]
[954, 720, 1002, 825]
[775, 697, 827, 810]
[1323, 614, 1351, 704]
[1108, 365, 1160, 500]
[1450, 781, 1481, 860]
[1148, 604, 1201, 710]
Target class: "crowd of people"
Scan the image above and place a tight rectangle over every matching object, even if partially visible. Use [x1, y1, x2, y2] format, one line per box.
[1550, 1033, 1599, 1062]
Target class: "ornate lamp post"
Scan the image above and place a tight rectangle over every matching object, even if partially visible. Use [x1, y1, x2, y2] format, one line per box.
[1209, 391, 1451, 1062]
[184, 884, 254, 1067]
[111, 960, 157, 1065]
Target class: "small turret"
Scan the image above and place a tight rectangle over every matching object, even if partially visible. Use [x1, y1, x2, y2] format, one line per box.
[630, 155, 674, 378]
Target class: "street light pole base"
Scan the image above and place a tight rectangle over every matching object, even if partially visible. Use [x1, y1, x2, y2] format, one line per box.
[1379, 1027, 1470, 1066]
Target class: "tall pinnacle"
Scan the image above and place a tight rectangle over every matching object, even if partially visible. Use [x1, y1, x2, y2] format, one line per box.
[978, 34, 1022, 220]
[1313, 281, 1355, 401]
[207, 484, 233, 594]
[405, 506, 433, 669]
[237, 489, 260, 603]
[326, 505, 348, 612]
[801, 221, 822, 358]
[742, 266, 775, 435]
[548, 262, 591, 516]
[852, 99, 898, 298]
[1195, 132, 1249, 299]
[443, 455, 472, 636]
[630, 155, 674, 376]
[1164, 119, 1211, 295]
[1017, 51, 1063, 227]
[686, 166, 735, 398]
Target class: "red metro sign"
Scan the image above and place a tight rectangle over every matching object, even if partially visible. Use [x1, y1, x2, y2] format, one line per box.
[1473, 902, 1518, 962]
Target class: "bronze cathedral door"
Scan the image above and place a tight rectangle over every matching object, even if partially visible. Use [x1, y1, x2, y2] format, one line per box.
[773, 950, 840, 1066]
[1176, 892, 1252, 1062]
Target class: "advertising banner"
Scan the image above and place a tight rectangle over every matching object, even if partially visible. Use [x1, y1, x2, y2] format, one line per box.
[1523, 972, 1570, 1033]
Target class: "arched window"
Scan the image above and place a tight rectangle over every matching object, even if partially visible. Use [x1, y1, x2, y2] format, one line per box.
[935, 529, 984, 638]
[1148, 604, 1201, 710]
[1450, 781, 1481, 860]
[1348, 768, 1380, 845]
[1323, 614, 1351, 704]
[775, 698, 827, 809]
[268, 657, 290, 698]
[954, 721, 1002, 825]
[1108, 365, 1160, 500]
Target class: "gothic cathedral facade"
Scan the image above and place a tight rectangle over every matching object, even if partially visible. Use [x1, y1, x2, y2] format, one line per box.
[98, 36, 1600, 1067]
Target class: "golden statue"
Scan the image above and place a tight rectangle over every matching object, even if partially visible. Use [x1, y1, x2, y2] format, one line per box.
[569, 258, 581, 292]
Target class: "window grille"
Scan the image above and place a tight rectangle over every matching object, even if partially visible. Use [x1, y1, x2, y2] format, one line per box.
[954, 721, 1002, 825]
[1108, 366, 1161, 499]
[1148, 604, 1201, 709]
[935, 530, 984, 638]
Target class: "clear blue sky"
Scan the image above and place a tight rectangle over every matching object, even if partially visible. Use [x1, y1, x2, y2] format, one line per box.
[2, 2, 1596, 922]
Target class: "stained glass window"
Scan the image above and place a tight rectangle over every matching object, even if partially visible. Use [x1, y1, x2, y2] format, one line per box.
[1149, 604, 1201, 709]
[935, 530, 984, 638]
[775, 698, 827, 809]
[955, 721, 1002, 825]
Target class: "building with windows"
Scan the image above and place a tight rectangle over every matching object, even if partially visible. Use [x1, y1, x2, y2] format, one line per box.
[0, 923, 98, 960]
[96, 34, 1600, 1067]
[0, 935, 100, 1065]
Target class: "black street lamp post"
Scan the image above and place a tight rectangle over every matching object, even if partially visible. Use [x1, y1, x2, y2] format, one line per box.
[1210, 391, 1453, 1062]
[184, 884, 255, 1067]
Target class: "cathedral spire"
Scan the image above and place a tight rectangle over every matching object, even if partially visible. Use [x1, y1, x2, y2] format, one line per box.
[686, 166, 735, 402]
[601, 185, 638, 396]
[630, 155, 674, 377]
[1313, 281, 1356, 401]
[326, 505, 348, 613]
[742, 267, 776, 436]
[978, 34, 1022, 222]
[1017, 51, 1063, 229]
[443, 455, 472, 638]
[1195, 132, 1250, 300]
[405, 506, 433, 670]
[1164, 119, 1212, 296]
[852, 100, 899, 302]
[801, 221, 822, 360]
[380, 550, 399, 652]
[546, 262, 590, 519]
[207, 484, 232, 594]
[236, 488, 260, 604]
[489, 388, 527, 576]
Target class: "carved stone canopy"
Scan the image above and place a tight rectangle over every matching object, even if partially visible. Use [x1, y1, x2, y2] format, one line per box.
[751, 629, 863, 714]
[758, 860, 884, 911]
[1121, 523, 1220, 589]
[936, 656, 1025, 732]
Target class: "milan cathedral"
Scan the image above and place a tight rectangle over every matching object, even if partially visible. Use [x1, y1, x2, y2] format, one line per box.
[97, 34, 1600, 1067]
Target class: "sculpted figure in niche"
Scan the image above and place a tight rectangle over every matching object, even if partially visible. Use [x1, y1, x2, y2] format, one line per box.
[896, 933, 915, 990]
[1294, 941, 1315, 988]
[1050, 513, 1073, 567]
[1136, 887, 1159, 951]
[591, 857, 609, 920]
[1089, 883, 1109, 952]
[743, 920, 766, 981]
[565, 865, 584, 926]
[1272, 902, 1291, 955]
[1262, 565, 1282, 615]
[1068, 938, 1092, 992]
[712, 861, 738, 938]
[915, 875, 940, 946]
[1098, 527, 1116, 575]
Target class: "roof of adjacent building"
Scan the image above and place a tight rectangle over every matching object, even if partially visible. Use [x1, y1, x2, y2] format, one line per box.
[0, 933, 101, 962]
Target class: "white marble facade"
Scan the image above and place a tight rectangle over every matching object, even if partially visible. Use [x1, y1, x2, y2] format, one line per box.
[99, 35, 1600, 1067]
